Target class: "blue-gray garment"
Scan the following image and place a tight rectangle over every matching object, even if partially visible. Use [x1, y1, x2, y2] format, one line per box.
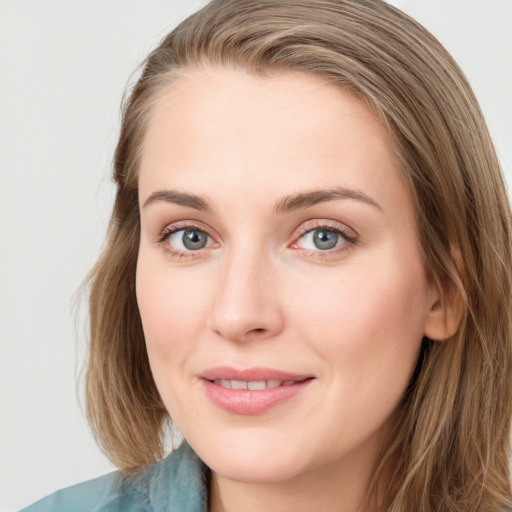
[20, 442, 209, 512]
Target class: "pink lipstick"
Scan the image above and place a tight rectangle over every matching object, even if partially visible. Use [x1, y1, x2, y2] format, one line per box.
[199, 367, 314, 415]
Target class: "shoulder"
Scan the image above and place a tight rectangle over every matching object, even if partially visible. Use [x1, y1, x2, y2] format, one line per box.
[20, 442, 209, 512]
[19, 470, 143, 512]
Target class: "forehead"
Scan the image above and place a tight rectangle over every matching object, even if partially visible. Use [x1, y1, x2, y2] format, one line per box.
[138, 66, 411, 226]
[141, 66, 393, 159]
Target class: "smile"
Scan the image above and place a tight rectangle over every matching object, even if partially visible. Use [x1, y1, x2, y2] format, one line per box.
[211, 379, 301, 390]
[200, 367, 315, 415]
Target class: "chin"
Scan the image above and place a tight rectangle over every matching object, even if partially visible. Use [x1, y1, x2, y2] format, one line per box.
[208, 452, 307, 484]
[188, 429, 309, 483]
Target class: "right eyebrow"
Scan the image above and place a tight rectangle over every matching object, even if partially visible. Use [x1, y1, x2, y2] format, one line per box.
[142, 189, 211, 211]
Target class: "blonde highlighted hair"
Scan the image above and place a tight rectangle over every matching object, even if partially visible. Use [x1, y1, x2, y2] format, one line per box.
[85, 1, 512, 510]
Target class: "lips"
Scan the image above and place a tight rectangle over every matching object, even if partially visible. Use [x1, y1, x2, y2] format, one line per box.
[212, 379, 297, 390]
[199, 367, 315, 415]
[200, 366, 312, 382]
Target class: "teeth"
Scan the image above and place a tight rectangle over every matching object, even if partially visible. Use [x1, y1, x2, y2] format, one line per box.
[247, 381, 266, 390]
[212, 379, 298, 389]
[231, 380, 248, 390]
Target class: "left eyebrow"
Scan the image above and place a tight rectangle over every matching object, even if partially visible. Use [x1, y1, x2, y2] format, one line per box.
[274, 187, 383, 214]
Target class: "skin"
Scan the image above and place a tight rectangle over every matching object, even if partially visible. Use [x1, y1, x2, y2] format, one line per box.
[136, 67, 452, 512]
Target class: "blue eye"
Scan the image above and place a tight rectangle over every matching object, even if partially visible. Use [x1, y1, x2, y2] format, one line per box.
[298, 228, 347, 251]
[167, 228, 212, 251]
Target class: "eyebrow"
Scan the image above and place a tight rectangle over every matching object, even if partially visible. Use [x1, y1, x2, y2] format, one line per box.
[142, 186, 382, 213]
[274, 187, 382, 214]
[142, 190, 211, 211]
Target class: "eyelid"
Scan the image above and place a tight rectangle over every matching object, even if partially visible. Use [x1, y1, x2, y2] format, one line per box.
[293, 219, 357, 242]
[290, 219, 358, 256]
[156, 220, 219, 258]
[157, 220, 216, 242]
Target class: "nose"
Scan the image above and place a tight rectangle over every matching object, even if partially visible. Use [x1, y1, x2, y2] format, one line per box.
[209, 248, 284, 342]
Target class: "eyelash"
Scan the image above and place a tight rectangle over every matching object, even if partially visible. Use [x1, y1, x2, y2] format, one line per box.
[156, 220, 357, 260]
[293, 221, 357, 258]
[157, 221, 215, 259]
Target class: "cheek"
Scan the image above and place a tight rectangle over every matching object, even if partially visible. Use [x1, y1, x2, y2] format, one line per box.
[135, 257, 214, 427]
[135, 256, 209, 365]
[286, 256, 428, 384]
[293, 263, 425, 333]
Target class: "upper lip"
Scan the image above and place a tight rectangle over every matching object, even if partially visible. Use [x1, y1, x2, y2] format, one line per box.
[199, 366, 313, 382]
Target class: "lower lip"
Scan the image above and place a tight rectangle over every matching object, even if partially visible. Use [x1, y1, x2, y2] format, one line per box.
[201, 379, 314, 415]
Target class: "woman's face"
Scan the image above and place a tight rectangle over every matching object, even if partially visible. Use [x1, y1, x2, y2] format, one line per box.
[136, 67, 441, 485]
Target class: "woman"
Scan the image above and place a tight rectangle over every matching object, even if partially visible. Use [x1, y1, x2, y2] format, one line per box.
[22, 0, 512, 511]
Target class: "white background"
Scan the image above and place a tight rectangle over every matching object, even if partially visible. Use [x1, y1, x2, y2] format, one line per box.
[1, 1, 511, 511]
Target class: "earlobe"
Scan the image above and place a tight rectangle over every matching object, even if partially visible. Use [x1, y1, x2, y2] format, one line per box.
[423, 281, 464, 342]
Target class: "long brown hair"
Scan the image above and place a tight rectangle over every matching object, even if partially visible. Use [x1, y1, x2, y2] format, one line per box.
[85, 1, 512, 510]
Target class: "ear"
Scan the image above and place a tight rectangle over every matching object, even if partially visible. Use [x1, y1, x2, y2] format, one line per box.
[423, 278, 464, 341]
